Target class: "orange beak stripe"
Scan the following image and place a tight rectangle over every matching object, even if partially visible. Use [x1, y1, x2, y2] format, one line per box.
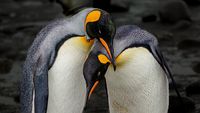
[99, 38, 112, 59]
[88, 81, 99, 99]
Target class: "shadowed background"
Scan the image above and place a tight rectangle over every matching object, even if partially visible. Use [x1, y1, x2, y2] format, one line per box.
[0, 0, 200, 113]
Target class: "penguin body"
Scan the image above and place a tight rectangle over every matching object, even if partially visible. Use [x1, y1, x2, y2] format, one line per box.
[21, 8, 116, 113]
[106, 47, 169, 113]
[84, 25, 170, 113]
[106, 25, 169, 113]
[47, 36, 92, 113]
[21, 9, 92, 113]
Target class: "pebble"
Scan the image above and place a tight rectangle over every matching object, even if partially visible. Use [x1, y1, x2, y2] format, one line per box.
[186, 80, 200, 96]
[169, 80, 183, 90]
[159, 1, 191, 24]
[0, 58, 13, 74]
[0, 38, 13, 54]
[193, 63, 200, 73]
[142, 14, 157, 22]
[0, 103, 19, 113]
[172, 20, 192, 30]
[183, 0, 200, 6]
[177, 39, 200, 50]
[168, 95, 195, 113]
[21, 1, 43, 7]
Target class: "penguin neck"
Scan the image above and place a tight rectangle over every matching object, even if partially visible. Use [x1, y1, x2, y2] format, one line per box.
[105, 47, 169, 113]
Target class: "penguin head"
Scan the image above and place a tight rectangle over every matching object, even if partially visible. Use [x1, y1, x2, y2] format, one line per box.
[85, 9, 116, 66]
[83, 40, 114, 100]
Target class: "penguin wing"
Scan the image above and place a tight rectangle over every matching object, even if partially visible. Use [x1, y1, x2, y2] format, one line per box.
[149, 44, 171, 77]
[149, 44, 182, 98]
[21, 55, 49, 113]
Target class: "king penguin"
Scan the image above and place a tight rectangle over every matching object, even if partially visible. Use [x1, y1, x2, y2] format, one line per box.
[84, 25, 181, 113]
[20, 8, 115, 113]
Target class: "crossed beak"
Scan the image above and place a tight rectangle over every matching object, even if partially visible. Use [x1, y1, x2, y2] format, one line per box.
[98, 38, 116, 70]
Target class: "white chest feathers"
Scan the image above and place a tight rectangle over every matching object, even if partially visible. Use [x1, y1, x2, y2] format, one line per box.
[105, 47, 169, 113]
[47, 37, 92, 113]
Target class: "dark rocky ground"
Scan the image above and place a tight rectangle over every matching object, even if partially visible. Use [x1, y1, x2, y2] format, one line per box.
[0, 0, 200, 113]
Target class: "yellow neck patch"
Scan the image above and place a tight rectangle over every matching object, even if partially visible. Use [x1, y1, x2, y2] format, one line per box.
[80, 36, 94, 47]
[98, 54, 110, 64]
[85, 10, 101, 30]
[72, 36, 94, 51]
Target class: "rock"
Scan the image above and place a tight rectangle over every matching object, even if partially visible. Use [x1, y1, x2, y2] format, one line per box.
[93, 0, 111, 12]
[142, 14, 157, 22]
[159, 1, 191, 24]
[21, 1, 43, 7]
[54, 0, 92, 14]
[169, 96, 195, 113]
[178, 39, 200, 50]
[193, 63, 200, 73]
[109, 0, 129, 12]
[0, 103, 19, 113]
[0, 58, 13, 74]
[14, 95, 20, 103]
[109, 3, 129, 12]
[183, 0, 200, 6]
[0, 37, 18, 60]
[186, 80, 200, 96]
[169, 80, 183, 90]
[172, 20, 192, 30]
[0, 38, 13, 54]
[0, 28, 16, 35]
[56, 0, 128, 14]
[16, 51, 27, 61]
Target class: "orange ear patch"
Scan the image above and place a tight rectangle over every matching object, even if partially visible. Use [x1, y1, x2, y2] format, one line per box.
[98, 54, 110, 64]
[85, 10, 101, 29]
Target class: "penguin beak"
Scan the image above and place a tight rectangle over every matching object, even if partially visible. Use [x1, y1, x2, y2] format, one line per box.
[87, 80, 99, 100]
[98, 38, 116, 71]
[84, 64, 109, 101]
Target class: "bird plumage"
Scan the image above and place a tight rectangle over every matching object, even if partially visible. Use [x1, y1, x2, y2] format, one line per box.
[84, 25, 171, 113]
[105, 25, 169, 113]
[47, 36, 92, 113]
[20, 8, 115, 113]
[106, 47, 169, 113]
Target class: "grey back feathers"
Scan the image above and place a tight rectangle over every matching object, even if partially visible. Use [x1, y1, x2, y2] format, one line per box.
[113, 25, 158, 58]
[114, 25, 169, 74]
[25, 8, 96, 68]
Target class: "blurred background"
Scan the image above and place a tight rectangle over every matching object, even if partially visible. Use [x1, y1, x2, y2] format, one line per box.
[0, 0, 200, 113]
